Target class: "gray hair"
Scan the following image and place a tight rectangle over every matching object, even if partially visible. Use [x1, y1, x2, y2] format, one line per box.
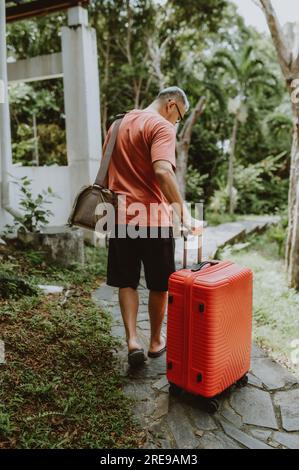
[157, 86, 190, 112]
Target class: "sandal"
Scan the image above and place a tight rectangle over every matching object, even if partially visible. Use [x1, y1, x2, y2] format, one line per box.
[148, 345, 167, 358]
[128, 348, 147, 366]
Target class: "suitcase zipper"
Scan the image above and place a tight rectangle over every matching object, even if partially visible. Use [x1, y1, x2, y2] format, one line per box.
[182, 272, 196, 390]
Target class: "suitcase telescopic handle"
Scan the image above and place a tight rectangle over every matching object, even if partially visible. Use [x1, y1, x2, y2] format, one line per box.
[182, 228, 220, 270]
[191, 260, 220, 272]
[183, 230, 203, 269]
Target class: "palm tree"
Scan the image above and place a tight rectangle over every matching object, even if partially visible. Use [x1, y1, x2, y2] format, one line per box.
[211, 45, 278, 214]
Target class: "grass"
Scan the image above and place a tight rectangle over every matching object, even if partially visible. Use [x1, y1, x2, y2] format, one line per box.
[0, 240, 145, 449]
[217, 221, 299, 378]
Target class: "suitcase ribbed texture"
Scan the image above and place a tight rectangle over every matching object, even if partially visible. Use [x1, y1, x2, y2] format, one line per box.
[166, 260, 253, 398]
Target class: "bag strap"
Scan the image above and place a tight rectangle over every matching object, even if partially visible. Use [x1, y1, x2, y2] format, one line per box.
[94, 113, 126, 187]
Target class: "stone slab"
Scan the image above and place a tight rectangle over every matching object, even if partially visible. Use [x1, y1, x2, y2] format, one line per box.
[251, 357, 298, 390]
[220, 420, 272, 449]
[274, 389, 299, 432]
[272, 431, 299, 449]
[166, 403, 199, 449]
[230, 387, 278, 430]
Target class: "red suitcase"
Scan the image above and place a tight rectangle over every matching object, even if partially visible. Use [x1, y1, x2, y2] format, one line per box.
[166, 232, 253, 412]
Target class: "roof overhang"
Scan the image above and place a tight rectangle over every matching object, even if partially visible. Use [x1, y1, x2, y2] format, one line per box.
[6, 0, 90, 23]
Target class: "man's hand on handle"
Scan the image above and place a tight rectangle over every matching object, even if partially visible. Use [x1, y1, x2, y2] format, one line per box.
[182, 216, 204, 236]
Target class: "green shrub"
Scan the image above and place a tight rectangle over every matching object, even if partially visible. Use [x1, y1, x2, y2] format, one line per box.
[265, 206, 288, 256]
[2, 175, 60, 236]
[0, 271, 38, 299]
[185, 166, 209, 202]
[208, 152, 288, 215]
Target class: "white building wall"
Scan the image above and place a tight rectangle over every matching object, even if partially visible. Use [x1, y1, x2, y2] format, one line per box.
[0, 5, 102, 243]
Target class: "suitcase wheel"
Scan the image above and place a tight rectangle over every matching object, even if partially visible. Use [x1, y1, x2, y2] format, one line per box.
[236, 374, 248, 388]
[206, 398, 220, 414]
[168, 382, 183, 396]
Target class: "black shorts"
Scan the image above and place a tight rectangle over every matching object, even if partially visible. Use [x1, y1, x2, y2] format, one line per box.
[106, 225, 176, 291]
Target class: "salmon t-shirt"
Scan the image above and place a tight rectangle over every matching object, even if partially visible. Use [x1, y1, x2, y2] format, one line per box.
[102, 109, 177, 227]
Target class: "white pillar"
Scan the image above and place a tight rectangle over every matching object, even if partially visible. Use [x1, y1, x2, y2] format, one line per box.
[0, 0, 13, 218]
[61, 6, 102, 201]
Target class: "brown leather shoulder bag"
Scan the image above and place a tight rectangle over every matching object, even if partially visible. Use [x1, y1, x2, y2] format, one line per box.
[67, 114, 125, 231]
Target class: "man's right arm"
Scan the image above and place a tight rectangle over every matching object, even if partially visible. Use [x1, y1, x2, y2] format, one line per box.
[152, 160, 202, 235]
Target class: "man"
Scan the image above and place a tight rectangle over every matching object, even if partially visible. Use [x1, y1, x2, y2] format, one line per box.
[102, 86, 202, 366]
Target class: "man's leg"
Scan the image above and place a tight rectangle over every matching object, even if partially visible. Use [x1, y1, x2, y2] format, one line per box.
[141, 227, 176, 355]
[119, 287, 142, 352]
[148, 290, 167, 354]
[107, 225, 143, 355]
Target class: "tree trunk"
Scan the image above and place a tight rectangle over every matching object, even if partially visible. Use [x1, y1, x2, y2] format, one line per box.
[176, 141, 188, 199]
[175, 96, 207, 200]
[285, 120, 299, 287]
[228, 116, 239, 215]
[258, 0, 299, 288]
[147, 36, 170, 91]
[287, 179, 299, 288]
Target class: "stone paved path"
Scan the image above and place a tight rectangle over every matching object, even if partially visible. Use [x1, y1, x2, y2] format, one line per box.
[175, 215, 281, 266]
[92, 216, 299, 449]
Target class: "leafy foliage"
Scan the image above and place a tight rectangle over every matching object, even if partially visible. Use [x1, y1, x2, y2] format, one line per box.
[185, 166, 209, 202]
[2, 176, 60, 235]
[0, 272, 38, 300]
[209, 152, 288, 215]
[8, 80, 66, 166]
[0, 244, 142, 448]
[5, 0, 292, 216]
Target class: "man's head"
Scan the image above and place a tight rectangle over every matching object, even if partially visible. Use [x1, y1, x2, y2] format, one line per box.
[155, 86, 189, 125]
